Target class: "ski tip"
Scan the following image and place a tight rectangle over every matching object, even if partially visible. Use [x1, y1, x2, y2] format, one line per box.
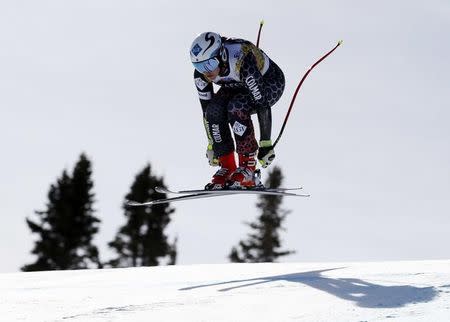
[154, 186, 167, 194]
[290, 194, 310, 198]
[125, 200, 144, 207]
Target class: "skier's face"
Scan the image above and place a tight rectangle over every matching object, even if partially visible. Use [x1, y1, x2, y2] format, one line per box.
[204, 67, 220, 81]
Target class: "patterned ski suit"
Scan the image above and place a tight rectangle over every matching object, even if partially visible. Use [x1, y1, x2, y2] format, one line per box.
[194, 37, 285, 157]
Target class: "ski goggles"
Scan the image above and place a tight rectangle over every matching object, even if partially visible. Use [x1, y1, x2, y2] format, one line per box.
[192, 57, 220, 73]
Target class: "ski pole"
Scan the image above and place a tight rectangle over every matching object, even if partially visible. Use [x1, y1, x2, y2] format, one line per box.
[273, 40, 343, 148]
[256, 20, 264, 48]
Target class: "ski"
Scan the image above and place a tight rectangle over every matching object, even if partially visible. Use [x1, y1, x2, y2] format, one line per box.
[126, 192, 233, 207]
[154, 186, 305, 195]
[126, 187, 310, 207]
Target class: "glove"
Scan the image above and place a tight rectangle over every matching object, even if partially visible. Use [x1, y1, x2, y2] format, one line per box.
[206, 144, 219, 167]
[257, 140, 275, 168]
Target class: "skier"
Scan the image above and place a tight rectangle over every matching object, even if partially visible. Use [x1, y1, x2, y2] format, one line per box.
[190, 32, 285, 190]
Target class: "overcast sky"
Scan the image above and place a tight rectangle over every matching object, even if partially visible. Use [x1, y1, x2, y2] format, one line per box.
[1, 0, 449, 272]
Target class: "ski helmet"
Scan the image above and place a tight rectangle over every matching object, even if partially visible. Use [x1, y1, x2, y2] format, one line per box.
[190, 32, 222, 73]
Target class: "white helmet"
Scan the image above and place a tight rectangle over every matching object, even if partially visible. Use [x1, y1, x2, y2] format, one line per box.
[190, 32, 222, 73]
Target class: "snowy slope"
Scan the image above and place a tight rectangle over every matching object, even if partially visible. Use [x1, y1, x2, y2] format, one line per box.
[1, 260, 449, 322]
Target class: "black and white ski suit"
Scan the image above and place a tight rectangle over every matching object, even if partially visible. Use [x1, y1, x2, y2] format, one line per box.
[194, 38, 285, 157]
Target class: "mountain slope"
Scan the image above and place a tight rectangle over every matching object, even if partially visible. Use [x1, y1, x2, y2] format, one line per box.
[1, 260, 449, 321]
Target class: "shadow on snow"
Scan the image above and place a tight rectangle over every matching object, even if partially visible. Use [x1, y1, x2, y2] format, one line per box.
[179, 268, 438, 308]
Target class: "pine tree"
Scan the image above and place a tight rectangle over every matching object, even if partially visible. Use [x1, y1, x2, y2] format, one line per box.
[108, 164, 177, 267]
[229, 166, 295, 263]
[22, 153, 102, 271]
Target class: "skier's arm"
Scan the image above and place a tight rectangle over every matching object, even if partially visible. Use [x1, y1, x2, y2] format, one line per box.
[194, 69, 214, 116]
[193, 70, 218, 166]
[193, 69, 214, 137]
[241, 52, 275, 167]
[240, 52, 271, 142]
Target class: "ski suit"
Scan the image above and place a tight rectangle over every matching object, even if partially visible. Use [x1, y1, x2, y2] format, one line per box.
[194, 38, 285, 157]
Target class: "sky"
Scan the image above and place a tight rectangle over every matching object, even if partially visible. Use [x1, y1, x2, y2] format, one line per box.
[1, 0, 449, 273]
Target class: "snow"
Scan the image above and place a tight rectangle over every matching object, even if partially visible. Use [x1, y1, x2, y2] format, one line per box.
[1, 260, 450, 321]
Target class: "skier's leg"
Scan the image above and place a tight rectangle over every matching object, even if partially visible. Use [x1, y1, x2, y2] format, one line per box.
[226, 92, 259, 188]
[205, 88, 237, 189]
[205, 88, 235, 157]
[227, 92, 259, 156]
[225, 62, 285, 187]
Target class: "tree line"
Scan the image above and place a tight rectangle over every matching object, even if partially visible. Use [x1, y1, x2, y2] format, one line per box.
[22, 153, 294, 271]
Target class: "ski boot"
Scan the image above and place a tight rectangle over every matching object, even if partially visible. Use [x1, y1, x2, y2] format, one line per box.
[226, 152, 263, 189]
[205, 151, 237, 190]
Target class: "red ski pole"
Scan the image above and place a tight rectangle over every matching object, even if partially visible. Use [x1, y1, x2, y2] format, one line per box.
[273, 40, 343, 148]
